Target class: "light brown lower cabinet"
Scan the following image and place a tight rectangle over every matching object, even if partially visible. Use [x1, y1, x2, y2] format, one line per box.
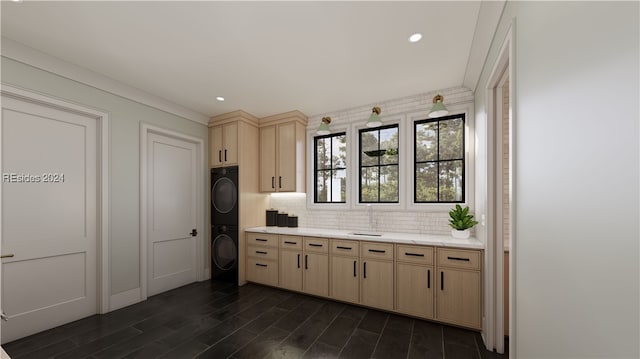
[279, 249, 302, 291]
[361, 259, 393, 311]
[303, 252, 328, 296]
[330, 255, 359, 303]
[246, 257, 278, 286]
[396, 263, 434, 319]
[245, 233, 482, 330]
[436, 247, 482, 329]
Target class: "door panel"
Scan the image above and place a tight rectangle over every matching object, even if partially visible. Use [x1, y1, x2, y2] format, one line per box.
[330, 256, 359, 303]
[396, 263, 434, 319]
[223, 122, 238, 165]
[1, 96, 97, 343]
[303, 253, 328, 297]
[277, 122, 295, 191]
[361, 260, 393, 310]
[209, 126, 223, 167]
[279, 250, 302, 291]
[147, 133, 197, 296]
[259, 125, 276, 192]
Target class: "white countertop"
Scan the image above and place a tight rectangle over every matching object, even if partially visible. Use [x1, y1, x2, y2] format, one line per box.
[245, 226, 484, 250]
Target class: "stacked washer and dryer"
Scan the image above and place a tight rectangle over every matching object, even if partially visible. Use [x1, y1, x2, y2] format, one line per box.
[210, 166, 239, 284]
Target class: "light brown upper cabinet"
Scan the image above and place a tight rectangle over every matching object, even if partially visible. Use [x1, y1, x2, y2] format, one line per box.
[209, 122, 238, 168]
[259, 111, 307, 193]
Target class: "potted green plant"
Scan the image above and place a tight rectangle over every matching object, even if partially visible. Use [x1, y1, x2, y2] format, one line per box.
[448, 204, 478, 239]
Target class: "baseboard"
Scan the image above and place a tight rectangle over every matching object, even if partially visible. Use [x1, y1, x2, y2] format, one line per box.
[109, 287, 142, 311]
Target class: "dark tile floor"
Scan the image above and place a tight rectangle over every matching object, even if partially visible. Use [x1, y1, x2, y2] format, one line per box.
[4, 281, 508, 359]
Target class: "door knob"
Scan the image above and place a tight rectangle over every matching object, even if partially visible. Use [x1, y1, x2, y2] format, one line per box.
[190, 229, 198, 237]
[0, 254, 14, 259]
[1, 312, 8, 321]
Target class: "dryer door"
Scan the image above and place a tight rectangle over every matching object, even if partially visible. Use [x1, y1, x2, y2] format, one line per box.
[212, 176, 237, 214]
[212, 233, 237, 271]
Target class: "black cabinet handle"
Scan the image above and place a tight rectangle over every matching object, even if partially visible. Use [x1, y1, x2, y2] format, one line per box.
[218, 150, 222, 163]
[309, 243, 323, 247]
[279, 176, 282, 188]
[305, 255, 308, 270]
[353, 261, 357, 277]
[427, 269, 431, 289]
[405, 252, 424, 257]
[337, 246, 352, 250]
[363, 262, 367, 278]
[368, 249, 385, 253]
[297, 254, 300, 268]
[284, 241, 297, 245]
[256, 250, 267, 254]
[224, 149, 227, 161]
[255, 238, 267, 242]
[256, 263, 267, 267]
[447, 256, 470, 262]
[441, 272, 444, 290]
[271, 176, 275, 189]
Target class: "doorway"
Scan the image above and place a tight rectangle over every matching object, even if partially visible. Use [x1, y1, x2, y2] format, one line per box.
[0, 85, 110, 344]
[140, 124, 205, 299]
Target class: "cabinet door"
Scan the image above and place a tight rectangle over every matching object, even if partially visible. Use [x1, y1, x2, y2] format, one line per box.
[361, 260, 393, 310]
[396, 263, 433, 319]
[279, 249, 302, 291]
[222, 122, 238, 165]
[303, 252, 328, 297]
[259, 125, 277, 192]
[246, 258, 278, 286]
[330, 256, 359, 303]
[436, 268, 481, 329]
[209, 125, 223, 167]
[276, 122, 296, 192]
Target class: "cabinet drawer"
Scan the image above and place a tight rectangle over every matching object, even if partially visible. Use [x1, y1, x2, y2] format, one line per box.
[304, 237, 329, 253]
[437, 248, 481, 270]
[361, 242, 393, 260]
[280, 235, 303, 249]
[246, 233, 278, 247]
[396, 245, 434, 265]
[331, 240, 359, 256]
[246, 258, 278, 286]
[247, 245, 278, 260]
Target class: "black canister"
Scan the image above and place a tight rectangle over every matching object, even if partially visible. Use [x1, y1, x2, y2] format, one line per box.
[277, 212, 289, 227]
[266, 209, 278, 226]
[288, 215, 298, 228]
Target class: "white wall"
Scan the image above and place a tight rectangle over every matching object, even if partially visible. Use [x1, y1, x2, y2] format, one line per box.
[475, 2, 639, 357]
[1, 57, 209, 296]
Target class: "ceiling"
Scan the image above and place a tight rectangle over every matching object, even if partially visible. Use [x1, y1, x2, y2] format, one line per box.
[1, 1, 496, 121]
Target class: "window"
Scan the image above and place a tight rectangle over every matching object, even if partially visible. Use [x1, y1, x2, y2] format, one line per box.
[314, 132, 347, 203]
[359, 124, 399, 203]
[414, 114, 465, 203]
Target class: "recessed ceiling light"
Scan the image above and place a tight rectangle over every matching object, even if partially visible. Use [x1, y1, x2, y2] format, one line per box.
[11, 0, 23, 3]
[409, 33, 422, 43]
[216, 96, 225, 102]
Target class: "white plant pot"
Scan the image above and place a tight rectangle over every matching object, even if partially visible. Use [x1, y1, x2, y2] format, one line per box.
[451, 229, 470, 239]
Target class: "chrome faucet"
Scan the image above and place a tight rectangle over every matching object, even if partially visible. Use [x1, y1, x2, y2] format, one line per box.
[368, 204, 375, 232]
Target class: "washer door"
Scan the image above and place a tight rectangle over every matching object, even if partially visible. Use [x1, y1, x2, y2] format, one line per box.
[212, 177, 237, 214]
[212, 234, 237, 271]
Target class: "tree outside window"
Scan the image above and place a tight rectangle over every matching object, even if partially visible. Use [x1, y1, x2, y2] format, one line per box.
[314, 132, 347, 203]
[414, 114, 465, 203]
[359, 125, 399, 203]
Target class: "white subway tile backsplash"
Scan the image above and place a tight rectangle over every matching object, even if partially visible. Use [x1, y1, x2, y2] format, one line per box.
[270, 195, 454, 235]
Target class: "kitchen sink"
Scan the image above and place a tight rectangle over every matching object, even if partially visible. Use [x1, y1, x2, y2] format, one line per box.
[349, 232, 383, 237]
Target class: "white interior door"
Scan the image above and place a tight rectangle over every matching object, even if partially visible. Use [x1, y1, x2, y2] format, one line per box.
[147, 133, 198, 296]
[1, 95, 97, 344]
